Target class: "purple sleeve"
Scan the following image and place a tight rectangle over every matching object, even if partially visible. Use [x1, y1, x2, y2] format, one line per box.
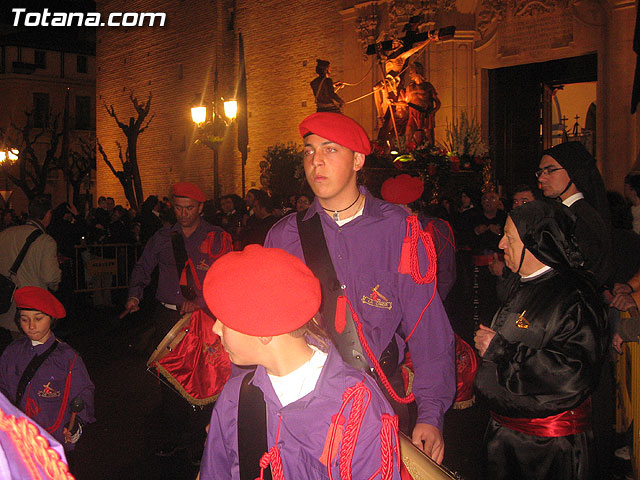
[432, 219, 456, 300]
[127, 233, 161, 301]
[200, 382, 239, 479]
[346, 378, 402, 479]
[0, 392, 68, 477]
[71, 355, 95, 425]
[399, 257, 456, 430]
[264, 215, 304, 260]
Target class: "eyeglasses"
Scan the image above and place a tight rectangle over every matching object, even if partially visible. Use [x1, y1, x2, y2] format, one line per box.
[534, 166, 565, 179]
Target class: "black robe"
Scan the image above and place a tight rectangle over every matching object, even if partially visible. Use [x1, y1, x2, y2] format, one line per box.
[569, 198, 614, 287]
[475, 269, 608, 480]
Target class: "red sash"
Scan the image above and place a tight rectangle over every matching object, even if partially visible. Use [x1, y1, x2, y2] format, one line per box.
[472, 254, 494, 266]
[491, 397, 592, 437]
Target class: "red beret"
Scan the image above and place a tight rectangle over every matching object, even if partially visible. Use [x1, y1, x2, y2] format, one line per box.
[171, 182, 207, 203]
[381, 174, 424, 205]
[203, 245, 321, 336]
[299, 113, 371, 155]
[14, 287, 66, 319]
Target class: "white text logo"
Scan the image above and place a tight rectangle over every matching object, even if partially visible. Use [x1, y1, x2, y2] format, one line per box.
[12, 8, 166, 27]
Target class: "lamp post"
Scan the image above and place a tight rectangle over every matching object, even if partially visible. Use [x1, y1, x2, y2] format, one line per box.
[191, 98, 237, 202]
[0, 147, 19, 206]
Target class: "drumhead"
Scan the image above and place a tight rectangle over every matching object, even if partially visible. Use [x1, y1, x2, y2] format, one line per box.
[399, 432, 457, 479]
[146, 312, 192, 367]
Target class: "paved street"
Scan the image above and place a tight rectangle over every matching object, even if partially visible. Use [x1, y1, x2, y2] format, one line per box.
[56, 296, 629, 480]
[56, 298, 485, 480]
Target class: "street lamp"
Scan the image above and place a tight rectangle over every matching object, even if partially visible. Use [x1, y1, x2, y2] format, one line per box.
[223, 99, 237, 120]
[0, 146, 19, 205]
[190, 106, 207, 125]
[0, 147, 18, 167]
[191, 98, 237, 202]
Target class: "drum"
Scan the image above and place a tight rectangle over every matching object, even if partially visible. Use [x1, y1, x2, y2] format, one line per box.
[147, 309, 230, 406]
[453, 333, 478, 410]
[399, 433, 459, 479]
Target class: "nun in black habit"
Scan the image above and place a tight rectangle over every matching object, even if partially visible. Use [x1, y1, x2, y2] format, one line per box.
[474, 200, 608, 480]
[538, 141, 614, 287]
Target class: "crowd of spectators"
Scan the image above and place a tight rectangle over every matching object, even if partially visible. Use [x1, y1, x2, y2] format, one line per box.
[0, 191, 317, 303]
[0, 150, 638, 478]
[1, 170, 637, 320]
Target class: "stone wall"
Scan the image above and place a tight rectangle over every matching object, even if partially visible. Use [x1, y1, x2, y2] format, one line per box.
[0, 45, 95, 213]
[96, 0, 639, 203]
[97, 0, 228, 205]
[473, 0, 638, 191]
[97, 0, 347, 205]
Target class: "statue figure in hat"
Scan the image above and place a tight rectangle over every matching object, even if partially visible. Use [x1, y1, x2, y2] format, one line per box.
[310, 59, 345, 113]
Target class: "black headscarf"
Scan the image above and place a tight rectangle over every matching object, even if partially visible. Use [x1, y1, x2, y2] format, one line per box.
[542, 142, 611, 228]
[509, 200, 584, 273]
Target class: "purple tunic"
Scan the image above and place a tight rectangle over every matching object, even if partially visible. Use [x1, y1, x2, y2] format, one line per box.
[418, 213, 456, 301]
[264, 187, 455, 430]
[0, 335, 95, 449]
[200, 347, 401, 479]
[128, 220, 232, 309]
[0, 391, 68, 479]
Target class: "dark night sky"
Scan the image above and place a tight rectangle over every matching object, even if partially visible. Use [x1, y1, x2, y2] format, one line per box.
[0, 1, 97, 53]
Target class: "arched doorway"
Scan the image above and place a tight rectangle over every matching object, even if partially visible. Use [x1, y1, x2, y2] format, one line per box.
[489, 53, 597, 194]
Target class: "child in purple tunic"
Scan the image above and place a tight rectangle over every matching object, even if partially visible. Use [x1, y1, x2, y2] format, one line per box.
[0, 287, 95, 451]
[200, 245, 401, 480]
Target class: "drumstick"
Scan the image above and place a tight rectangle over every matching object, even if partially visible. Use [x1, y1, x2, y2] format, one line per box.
[67, 397, 85, 436]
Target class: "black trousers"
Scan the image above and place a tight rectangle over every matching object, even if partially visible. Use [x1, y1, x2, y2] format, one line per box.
[483, 418, 595, 480]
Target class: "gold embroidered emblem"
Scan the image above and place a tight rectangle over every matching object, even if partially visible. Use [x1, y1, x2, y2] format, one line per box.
[515, 310, 529, 329]
[38, 382, 60, 399]
[361, 285, 392, 310]
[196, 259, 210, 271]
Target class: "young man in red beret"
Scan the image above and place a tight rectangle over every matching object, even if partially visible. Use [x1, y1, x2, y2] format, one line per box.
[0, 287, 95, 456]
[265, 112, 455, 463]
[122, 182, 232, 457]
[200, 245, 401, 479]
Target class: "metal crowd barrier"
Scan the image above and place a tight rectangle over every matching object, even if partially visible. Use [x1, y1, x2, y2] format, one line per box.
[615, 310, 640, 479]
[74, 243, 143, 293]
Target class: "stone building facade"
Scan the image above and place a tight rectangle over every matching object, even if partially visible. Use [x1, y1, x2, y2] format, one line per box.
[96, 0, 638, 204]
[0, 29, 96, 213]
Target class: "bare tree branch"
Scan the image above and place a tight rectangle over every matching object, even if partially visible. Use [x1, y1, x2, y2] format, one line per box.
[98, 91, 152, 209]
[97, 140, 118, 177]
[138, 114, 155, 135]
[104, 102, 128, 131]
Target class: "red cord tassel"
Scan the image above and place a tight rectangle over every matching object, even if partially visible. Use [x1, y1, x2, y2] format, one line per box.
[335, 296, 347, 334]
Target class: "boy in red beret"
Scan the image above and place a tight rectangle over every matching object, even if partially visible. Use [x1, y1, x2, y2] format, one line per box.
[200, 245, 401, 479]
[0, 287, 95, 454]
[265, 112, 455, 462]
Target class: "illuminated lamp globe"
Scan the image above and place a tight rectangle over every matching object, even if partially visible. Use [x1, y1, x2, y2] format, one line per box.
[191, 106, 207, 125]
[224, 100, 237, 120]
